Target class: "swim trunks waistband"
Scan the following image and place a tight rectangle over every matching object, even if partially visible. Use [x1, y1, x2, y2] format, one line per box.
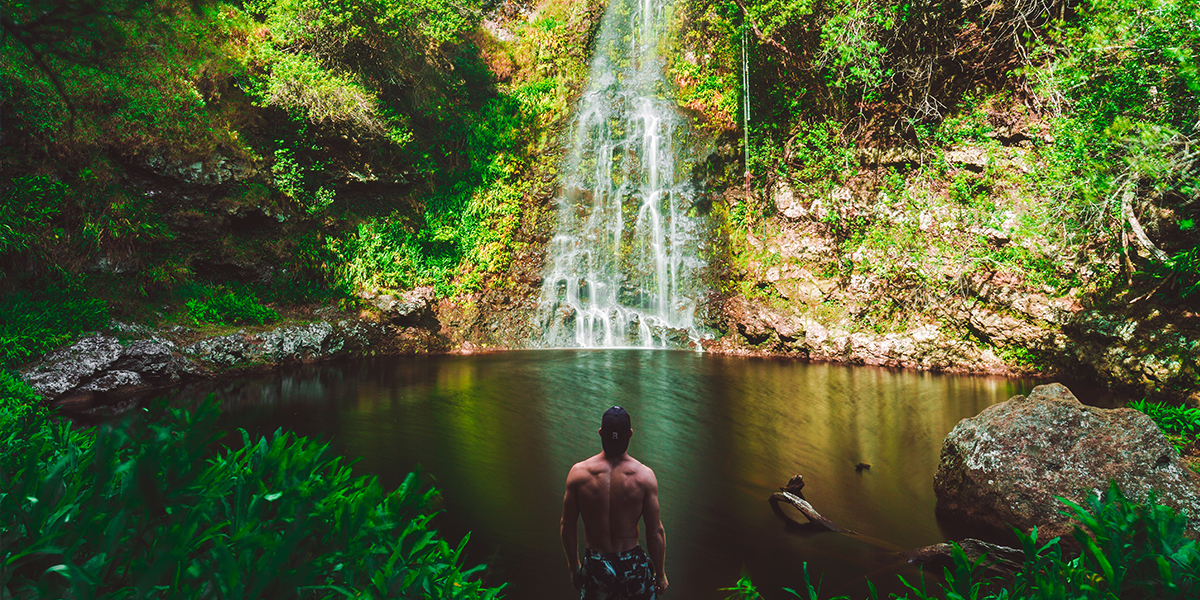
[584, 546, 645, 561]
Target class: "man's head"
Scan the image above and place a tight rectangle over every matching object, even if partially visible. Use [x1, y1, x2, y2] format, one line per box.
[599, 406, 632, 458]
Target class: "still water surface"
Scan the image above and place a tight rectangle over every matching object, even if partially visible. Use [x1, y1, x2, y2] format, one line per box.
[178, 350, 1035, 599]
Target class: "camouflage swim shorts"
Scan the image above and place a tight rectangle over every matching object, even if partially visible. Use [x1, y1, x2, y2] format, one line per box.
[580, 546, 656, 600]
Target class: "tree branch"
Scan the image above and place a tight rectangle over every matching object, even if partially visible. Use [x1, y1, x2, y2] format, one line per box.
[729, 0, 801, 63]
[1119, 176, 1170, 263]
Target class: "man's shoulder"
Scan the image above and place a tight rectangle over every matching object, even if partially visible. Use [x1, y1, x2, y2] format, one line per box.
[623, 455, 657, 483]
[567, 453, 605, 480]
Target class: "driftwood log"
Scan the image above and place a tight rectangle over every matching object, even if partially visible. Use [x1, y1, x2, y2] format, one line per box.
[768, 477, 1023, 575]
[768, 475, 855, 534]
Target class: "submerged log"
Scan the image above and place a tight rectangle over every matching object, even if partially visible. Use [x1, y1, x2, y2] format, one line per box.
[768, 475, 855, 534]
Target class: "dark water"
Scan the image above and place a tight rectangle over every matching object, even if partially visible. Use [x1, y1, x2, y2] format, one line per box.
[178, 350, 1036, 599]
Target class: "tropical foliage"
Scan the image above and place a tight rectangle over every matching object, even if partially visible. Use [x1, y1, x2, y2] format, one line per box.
[1130, 398, 1200, 453]
[183, 283, 279, 326]
[0, 286, 108, 368]
[669, 0, 1198, 372]
[0, 395, 505, 599]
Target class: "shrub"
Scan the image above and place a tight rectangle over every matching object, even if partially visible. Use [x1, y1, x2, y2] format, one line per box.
[0, 400, 506, 599]
[0, 370, 44, 432]
[1130, 398, 1200, 439]
[0, 288, 109, 368]
[184, 285, 279, 326]
[0, 175, 67, 257]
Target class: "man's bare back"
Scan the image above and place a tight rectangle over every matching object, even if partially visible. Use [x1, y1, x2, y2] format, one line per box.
[567, 452, 657, 553]
[562, 407, 667, 598]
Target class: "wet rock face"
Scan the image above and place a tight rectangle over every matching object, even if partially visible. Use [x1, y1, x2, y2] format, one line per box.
[1065, 310, 1200, 400]
[934, 383, 1200, 541]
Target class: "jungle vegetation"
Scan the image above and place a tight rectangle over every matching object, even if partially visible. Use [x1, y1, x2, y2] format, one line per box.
[1, 0, 1196, 362]
[2, 0, 1199, 597]
[678, 0, 1199, 305]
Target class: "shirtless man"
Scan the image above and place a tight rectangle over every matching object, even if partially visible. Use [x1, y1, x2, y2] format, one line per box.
[561, 406, 668, 599]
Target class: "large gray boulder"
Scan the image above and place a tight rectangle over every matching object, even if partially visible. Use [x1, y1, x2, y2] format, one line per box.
[23, 335, 194, 402]
[934, 383, 1200, 541]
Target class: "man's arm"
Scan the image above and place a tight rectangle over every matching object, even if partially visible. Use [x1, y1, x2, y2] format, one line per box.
[561, 466, 583, 591]
[642, 468, 668, 593]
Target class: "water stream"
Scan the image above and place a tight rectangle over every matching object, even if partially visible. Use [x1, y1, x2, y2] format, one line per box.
[536, 0, 711, 349]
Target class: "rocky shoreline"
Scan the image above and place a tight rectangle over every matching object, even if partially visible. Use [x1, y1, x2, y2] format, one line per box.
[707, 291, 1200, 404]
[20, 289, 450, 417]
[21, 284, 1200, 415]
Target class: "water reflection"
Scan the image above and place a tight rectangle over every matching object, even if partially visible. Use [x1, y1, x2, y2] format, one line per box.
[181, 351, 1035, 599]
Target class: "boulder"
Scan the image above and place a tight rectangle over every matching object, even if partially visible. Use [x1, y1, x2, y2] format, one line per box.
[78, 370, 145, 393]
[114, 339, 191, 383]
[934, 383, 1200, 540]
[183, 334, 255, 369]
[374, 287, 439, 330]
[256, 322, 336, 362]
[23, 335, 125, 399]
[23, 335, 195, 402]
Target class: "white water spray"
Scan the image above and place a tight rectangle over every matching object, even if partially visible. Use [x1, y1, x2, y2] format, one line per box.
[535, 0, 711, 350]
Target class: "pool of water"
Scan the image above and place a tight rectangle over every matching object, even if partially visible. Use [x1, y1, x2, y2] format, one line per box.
[176, 350, 1036, 599]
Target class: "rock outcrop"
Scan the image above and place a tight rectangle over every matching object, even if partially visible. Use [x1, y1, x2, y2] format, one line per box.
[372, 287, 439, 330]
[23, 335, 197, 405]
[934, 383, 1200, 540]
[181, 319, 387, 369]
[141, 151, 260, 186]
[709, 296, 1008, 373]
[22, 318, 392, 410]
[1065, 310, 1200, 402]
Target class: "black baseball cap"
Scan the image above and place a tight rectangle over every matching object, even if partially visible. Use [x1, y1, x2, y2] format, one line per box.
[601, 406, 631, 457]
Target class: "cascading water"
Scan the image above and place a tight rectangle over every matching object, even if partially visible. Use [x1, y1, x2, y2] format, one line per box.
[536, 0, 711, 350]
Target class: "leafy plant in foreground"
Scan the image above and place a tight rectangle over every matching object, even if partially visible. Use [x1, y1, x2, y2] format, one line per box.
[0, 370, 43, 430]
[0, 399, 505, 599]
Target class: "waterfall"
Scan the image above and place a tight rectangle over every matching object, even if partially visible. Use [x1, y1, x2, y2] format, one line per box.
[535, 0, 711, 350]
